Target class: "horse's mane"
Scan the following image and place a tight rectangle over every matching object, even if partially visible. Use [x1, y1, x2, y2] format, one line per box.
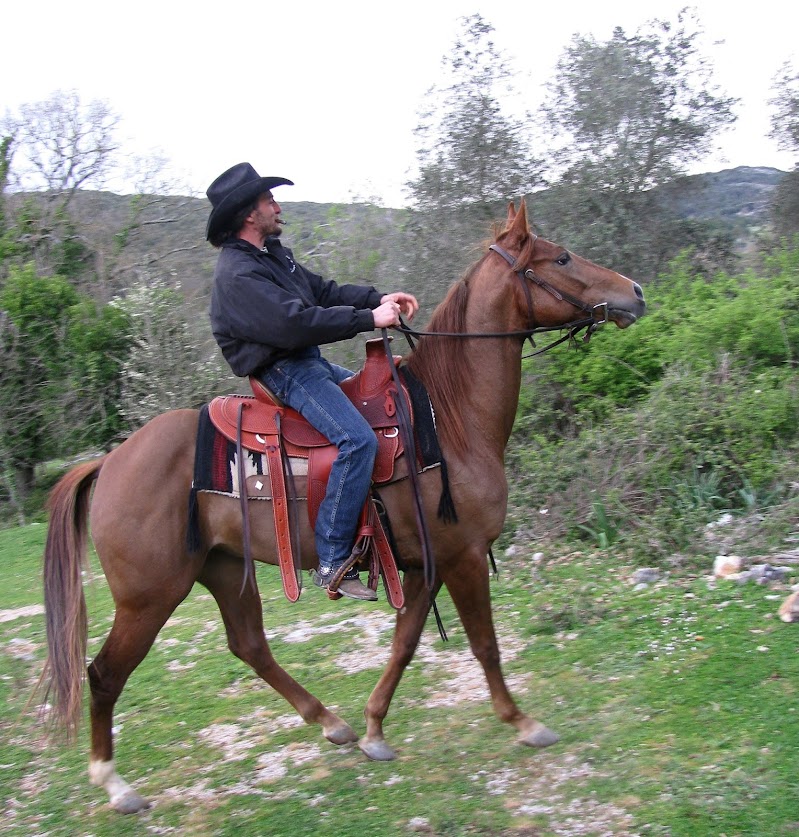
[404, 223, 536, 455]
[405, 273, 472, 455]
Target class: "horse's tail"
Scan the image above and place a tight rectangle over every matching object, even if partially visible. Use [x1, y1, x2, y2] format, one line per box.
[39, 456, 105, 740]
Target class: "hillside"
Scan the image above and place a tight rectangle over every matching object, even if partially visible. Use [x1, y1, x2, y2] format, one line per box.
[4, 189, 389, 303]
[7, 166, 787, 300]
[659, 165, 786, 223]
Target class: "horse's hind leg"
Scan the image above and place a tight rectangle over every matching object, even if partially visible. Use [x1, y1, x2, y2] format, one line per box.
[440, 550, 559, 749]
[88, 597, 186, 813]
[198, 552, 358, 745]
[361, 570, 441, 761]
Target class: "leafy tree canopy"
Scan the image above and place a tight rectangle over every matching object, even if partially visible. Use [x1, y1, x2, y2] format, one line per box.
[408, 13, 542, 217]
[768, 60, 799, 236]
[542, 9, 738, 186]
[769, 60, 799, 157]
[536, 9, 738, 278]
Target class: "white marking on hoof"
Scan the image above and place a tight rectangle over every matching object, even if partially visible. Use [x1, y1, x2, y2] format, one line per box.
[89, 759, 150, 813]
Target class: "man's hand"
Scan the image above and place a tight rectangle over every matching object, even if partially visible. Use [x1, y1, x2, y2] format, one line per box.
[380, 292, 419, 321]
[373, 300, 402, 328]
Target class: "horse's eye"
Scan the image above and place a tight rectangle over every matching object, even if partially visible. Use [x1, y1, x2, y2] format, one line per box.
[556, 253, 571, 266]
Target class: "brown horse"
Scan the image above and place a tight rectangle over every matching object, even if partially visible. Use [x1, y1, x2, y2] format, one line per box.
[41, 200, 645, 813]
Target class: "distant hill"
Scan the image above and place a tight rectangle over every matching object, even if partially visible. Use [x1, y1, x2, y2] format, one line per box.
[7, 190, 375, 302]
[7, 166, 787, 299]
[658, 166, 786, 224]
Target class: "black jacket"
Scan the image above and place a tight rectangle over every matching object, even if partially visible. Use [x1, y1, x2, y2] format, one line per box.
[210, 237, 383, 377]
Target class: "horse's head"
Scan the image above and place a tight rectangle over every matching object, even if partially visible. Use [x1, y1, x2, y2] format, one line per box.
[494, 200, 646, 331]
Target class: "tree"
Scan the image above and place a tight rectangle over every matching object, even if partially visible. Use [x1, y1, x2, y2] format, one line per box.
[0, 93, 226, 517]
[2, 89, 119, 202]
[114, 276, 229, 428]
[406, 14, 543, 308]
[769, 61, 799, 155]
[538, 9, 738, 278]
[0, 263, 135, 513]
[1, 90, 121, 280]
[0, 135, 18, 276]
[410, 13, 541, 213]
[65, 298, 131, 448]
[0, 266, 79, 501]
[1, 93, 210, 295]
[769, 61, 799, 237]
[0, 135, 11, 231]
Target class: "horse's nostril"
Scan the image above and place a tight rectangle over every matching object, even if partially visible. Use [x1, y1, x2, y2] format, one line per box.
[633, 282, 644, 301]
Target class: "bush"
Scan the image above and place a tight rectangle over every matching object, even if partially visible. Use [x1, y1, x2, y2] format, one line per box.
[508, 355, 798, 565]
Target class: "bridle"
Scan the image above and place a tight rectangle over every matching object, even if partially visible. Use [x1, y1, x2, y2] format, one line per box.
[395, 239, 611, 358]
[489, 243, 609, 337]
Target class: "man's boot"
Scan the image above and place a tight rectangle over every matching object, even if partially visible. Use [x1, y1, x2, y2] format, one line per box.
[312, 562, 377, 601]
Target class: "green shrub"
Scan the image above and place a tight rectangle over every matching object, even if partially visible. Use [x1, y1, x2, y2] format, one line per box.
[508, 352, 798, 564]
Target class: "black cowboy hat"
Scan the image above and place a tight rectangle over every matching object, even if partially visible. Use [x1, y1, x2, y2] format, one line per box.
[206, 162, 293, 241]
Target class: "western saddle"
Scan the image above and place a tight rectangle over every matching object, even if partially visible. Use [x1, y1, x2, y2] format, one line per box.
[207, 339, 410, 607]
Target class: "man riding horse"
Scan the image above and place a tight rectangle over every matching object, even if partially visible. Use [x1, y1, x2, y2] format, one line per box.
[42, 195, 645, 811]
[206, 162, 419, 601]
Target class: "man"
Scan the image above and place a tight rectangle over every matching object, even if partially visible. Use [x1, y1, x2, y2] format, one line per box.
[206, 162, 418, 601]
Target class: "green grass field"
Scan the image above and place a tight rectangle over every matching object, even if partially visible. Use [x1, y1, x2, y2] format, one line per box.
[1, 523, 798, 836]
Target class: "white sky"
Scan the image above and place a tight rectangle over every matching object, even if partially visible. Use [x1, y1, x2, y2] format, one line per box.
[3, 0, 798, 207]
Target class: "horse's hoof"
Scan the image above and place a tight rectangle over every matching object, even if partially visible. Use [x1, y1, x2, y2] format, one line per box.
[324, 721, 359, 746]
[358, 737, 397, 761]
[111, 790, 151, 814]
[519, 722, 560, 749]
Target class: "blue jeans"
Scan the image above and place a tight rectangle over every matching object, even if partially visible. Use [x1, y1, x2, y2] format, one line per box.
[259, 348, 378, 567]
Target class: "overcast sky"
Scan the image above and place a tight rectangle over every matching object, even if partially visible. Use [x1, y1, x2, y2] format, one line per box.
[3, 0, 797, 207]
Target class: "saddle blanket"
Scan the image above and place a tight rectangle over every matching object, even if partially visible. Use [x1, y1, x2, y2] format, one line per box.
[194, 419, 308, 500]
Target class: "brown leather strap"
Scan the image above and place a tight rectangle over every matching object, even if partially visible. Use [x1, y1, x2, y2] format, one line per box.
[371, 505, 405, 609]
[237, 403, 257, 595]
[381, 329, 436, 588]
[263, 433, 300, 602]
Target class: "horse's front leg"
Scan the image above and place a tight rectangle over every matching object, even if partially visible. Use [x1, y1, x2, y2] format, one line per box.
[360, 570, 440, 761]
[198, 553, 358, 746]
[440, 549, 559, 749]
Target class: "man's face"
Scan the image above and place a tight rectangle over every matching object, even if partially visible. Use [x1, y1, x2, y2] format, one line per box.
[250, 191, 283, 239]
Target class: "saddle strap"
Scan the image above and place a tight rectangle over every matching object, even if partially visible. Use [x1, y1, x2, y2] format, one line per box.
[237, 403, 257, 596]
[372, 507, 405, 609]
[381, 329, 436, 589]
[263, 430, 300, 603]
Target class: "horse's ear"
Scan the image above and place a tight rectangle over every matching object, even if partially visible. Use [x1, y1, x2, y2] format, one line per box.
[506, 198, 529, 241]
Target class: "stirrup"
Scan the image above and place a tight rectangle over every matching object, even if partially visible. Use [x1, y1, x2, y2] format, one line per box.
[313, 549, 377, 601]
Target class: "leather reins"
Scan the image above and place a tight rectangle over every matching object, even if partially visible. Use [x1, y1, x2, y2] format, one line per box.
[381, 329, 436, 591]
[396, 242, 611, 356]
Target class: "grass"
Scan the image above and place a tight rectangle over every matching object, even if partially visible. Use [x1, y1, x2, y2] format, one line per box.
[1, 524, 798, 836]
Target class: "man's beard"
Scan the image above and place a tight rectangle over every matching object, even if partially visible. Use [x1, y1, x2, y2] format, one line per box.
[255, 210, 283, 239]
